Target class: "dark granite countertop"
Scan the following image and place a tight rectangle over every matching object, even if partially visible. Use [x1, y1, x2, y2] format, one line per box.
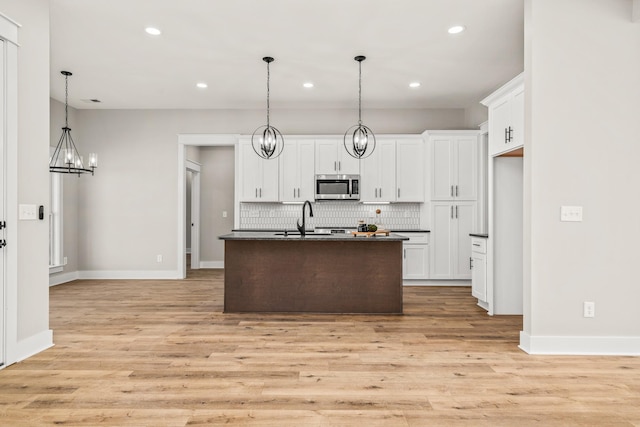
[220, 231, 409, 241]
[469, 233, 489, 238]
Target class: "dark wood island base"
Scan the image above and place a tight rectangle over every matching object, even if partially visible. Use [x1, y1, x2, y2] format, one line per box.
[223, 238, 403, 314]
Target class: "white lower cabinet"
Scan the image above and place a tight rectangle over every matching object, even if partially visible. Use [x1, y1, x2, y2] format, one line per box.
[470, 236, 488, 308]
[402, 233, 430, 280]
[430, 202, 476, 280]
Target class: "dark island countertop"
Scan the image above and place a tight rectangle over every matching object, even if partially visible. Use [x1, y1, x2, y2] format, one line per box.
[219, 231, 409, 241]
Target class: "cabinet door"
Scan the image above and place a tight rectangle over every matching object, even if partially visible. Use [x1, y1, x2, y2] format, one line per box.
[431, 137, 454, 200]
[378, 140, 396, 202]
[471, 252, 487, 301]
[510, 86, 525, 150]
[359, 148, 379, 201]
[338, 144, 361, 175]
[489, 96, 511, 156]
[315, 140, 338, 175]
[279, 141, 299, 202]
[297, 140, 316, 201]
[240, 142, 261, 201]
[454, 136, 478, 201]
[260, 156, 280, 201]
[396, 139, 424, 202]
[453, 203, 475, 279]
[430, 203, 454, 279]
[403, 244, 429, 279]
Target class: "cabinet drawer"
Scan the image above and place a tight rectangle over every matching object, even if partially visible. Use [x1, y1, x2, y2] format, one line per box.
[401, 233, 429, 244]
[471, 237, 487, 253]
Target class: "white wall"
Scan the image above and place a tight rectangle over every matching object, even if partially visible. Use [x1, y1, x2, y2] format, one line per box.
[0, 0, 52, 359]
[522, 0, 640, 354]
[73, 108, 465, 275]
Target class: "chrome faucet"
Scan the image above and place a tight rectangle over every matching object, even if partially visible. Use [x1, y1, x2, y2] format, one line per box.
[296, 200, 314, 236]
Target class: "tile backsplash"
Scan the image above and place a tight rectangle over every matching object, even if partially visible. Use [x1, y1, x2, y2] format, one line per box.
[239, 202, 420, 230]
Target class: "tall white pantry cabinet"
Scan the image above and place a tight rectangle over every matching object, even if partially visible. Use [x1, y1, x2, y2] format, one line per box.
[424, 131, 480, 281]
[480, 73, 524, 315]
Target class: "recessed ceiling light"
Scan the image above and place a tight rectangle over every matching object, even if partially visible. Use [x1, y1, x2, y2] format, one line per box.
[196, 82, 208, 89]
[303, 82, 314, 88]
[448, 25, 465, 34]
[145, 27, 162, 36]
[409, 82, 421, 88]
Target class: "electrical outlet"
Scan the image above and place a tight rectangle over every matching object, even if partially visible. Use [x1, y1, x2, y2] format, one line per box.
[583, 301, 595, 318]
[156, 254, 163, 263]
[63, 257, 68, 265]
[222, 211, 228, 218]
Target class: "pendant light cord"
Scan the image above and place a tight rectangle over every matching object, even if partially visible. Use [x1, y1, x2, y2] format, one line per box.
[64, 73, 69, 128]
[266, 60, 270, 128]
[358, 59, 362, 125]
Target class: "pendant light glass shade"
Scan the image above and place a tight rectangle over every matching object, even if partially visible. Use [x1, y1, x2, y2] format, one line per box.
[252, 57, 284, 160]
[344, 55, 376, 159]
[50, 71, 97, 176]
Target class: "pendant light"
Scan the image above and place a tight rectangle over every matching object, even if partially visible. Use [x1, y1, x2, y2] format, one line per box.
[344, 55, 376, 159]
[50, 71, 98, 175]
[251, 56, 284, 160]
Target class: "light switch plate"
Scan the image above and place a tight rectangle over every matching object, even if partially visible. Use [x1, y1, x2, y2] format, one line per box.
[19, 204, 38, 220]
[560, 206, 583, 222]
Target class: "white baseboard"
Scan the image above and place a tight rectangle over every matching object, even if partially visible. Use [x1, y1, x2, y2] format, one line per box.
[7, 329, 54, 365]
[520, 331, 640, 355]
[199, 261, 224, 269]
[403, 280, 471, 287]
[49, 270, 79, 286]
[78, 270, 182, 280]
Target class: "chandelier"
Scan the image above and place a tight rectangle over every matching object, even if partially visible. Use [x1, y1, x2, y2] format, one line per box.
[49, 71, 97, 175]
[344, 55, 376, 159]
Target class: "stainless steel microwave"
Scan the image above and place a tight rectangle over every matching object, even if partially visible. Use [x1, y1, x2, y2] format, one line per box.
[315, 174, 360, 201]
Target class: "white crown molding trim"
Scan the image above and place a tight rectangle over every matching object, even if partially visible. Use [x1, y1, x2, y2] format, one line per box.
[6, 330, 53, 366]
[520, 331, 640, 356]
[199, 261, 224, 269]
[78, 270, 182, 280]
[49, 271, 79, 287]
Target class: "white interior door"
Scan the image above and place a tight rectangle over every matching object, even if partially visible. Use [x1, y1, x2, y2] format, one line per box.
[186, 160, 201, 270]
[0, 39, 5, 366]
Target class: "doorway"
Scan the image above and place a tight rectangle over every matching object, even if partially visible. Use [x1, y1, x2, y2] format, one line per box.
[186, 160, 201, 270]
[0, 39, 5, 366]
[177, 134, 238, 279]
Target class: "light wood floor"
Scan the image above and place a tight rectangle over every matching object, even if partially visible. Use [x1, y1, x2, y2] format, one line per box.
[1, 269, 639, 426]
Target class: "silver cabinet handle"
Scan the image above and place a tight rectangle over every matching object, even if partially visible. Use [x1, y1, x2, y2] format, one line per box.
[375, 188, 378, 198]
[397, 188, 400, 198]
[338, 161, 341, 171]
[456, 185, 459, 197]
[297, 188, 300, 198]
[404, 249, 406, 259]
[334, 161, 337, 171]
[505, 127, 509, 143]
[255, 188, 258, 198]
[379, 188, 382, 198]
[473, 243, 481, 247]
[470, 257, 473, 269]
[293, 188, 296, 198]
[259, 188, 262, 198]
[451, 185, 454, 197]
[456, 205, 458, 218]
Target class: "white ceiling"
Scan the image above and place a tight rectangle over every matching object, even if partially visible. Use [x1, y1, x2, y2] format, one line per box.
[49, 0, 524, 110]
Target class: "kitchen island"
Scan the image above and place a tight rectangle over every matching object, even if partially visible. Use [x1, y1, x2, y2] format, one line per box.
[219, 231, 409, 314]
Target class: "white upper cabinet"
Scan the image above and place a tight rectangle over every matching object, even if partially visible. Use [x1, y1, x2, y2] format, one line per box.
[428, 131, 479, 201]
[396, 139, 425, 202]
[315, 139, 360, 175]
[239, 140, 279, 202]
[481, 73, 524, 157]
[279, 140, 315, 202]
[360, 139, 396, 202]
